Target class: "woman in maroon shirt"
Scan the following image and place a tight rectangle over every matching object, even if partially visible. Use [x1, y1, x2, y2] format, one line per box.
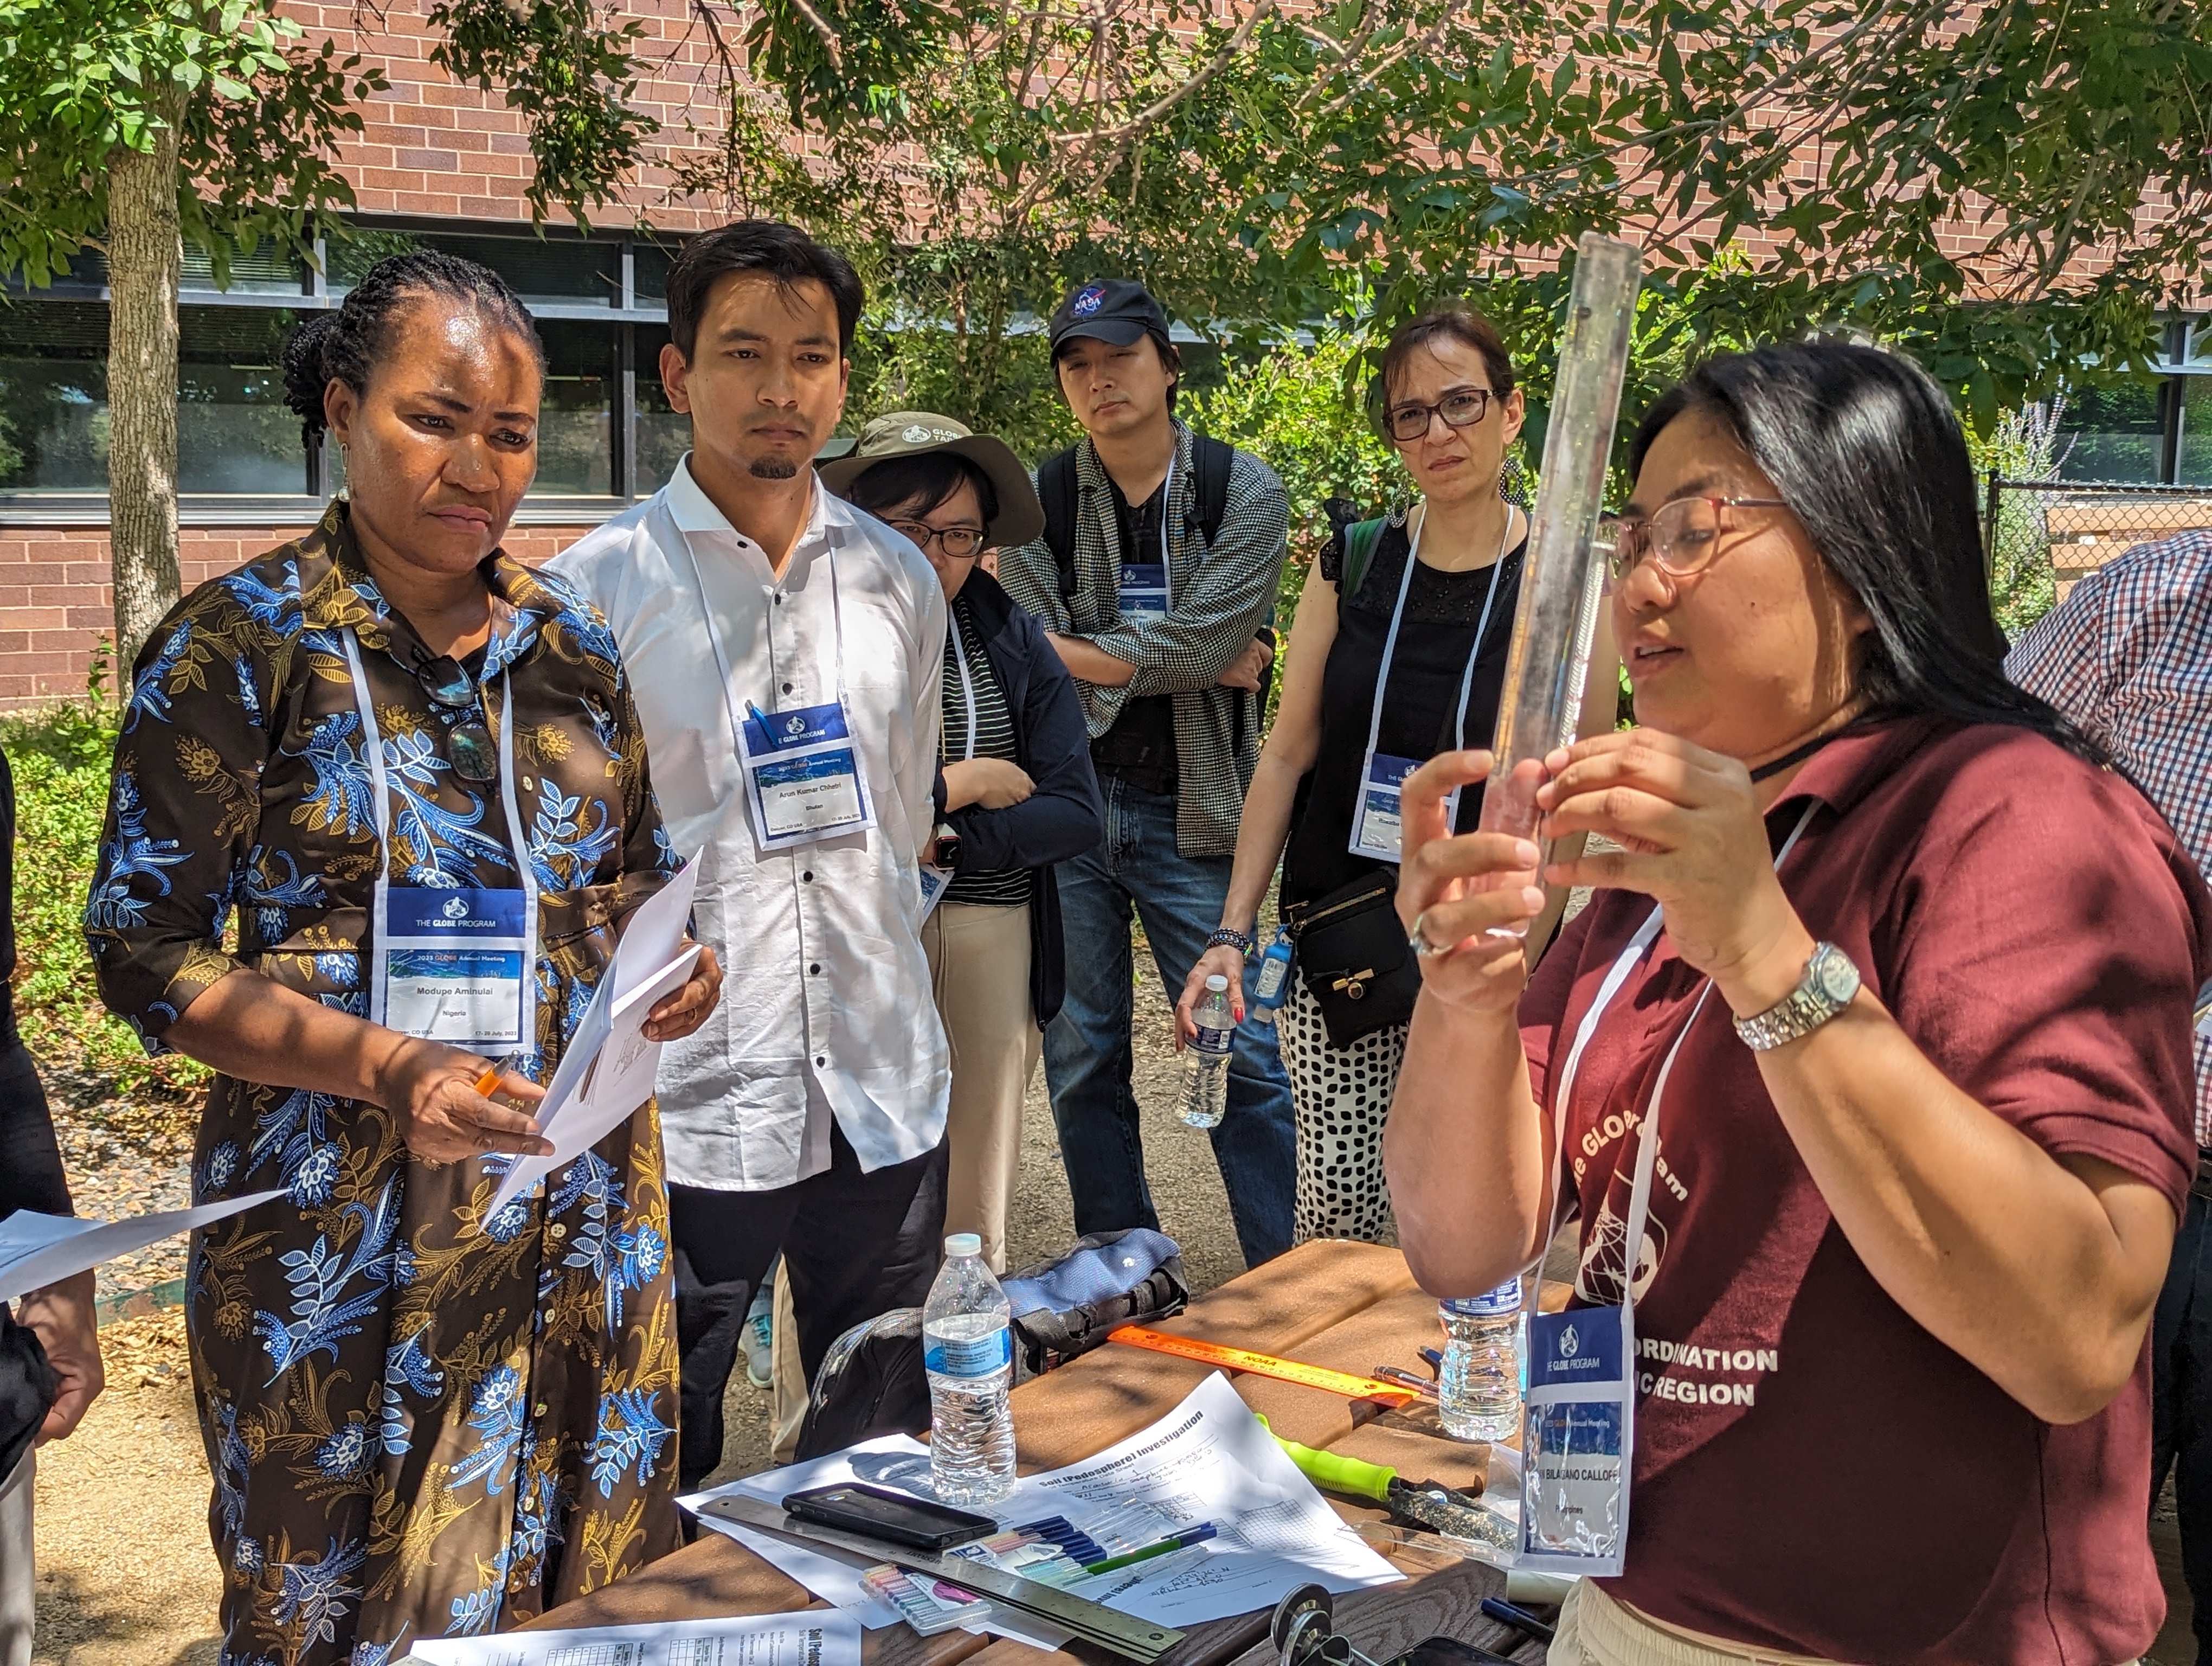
[1387, 342, 2212, 1664]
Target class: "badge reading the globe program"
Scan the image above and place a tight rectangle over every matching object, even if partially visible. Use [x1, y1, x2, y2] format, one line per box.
[738, 697, 875, 850]
[1520, 1304, 1632, 1578]
[375, 887, 533, 1047]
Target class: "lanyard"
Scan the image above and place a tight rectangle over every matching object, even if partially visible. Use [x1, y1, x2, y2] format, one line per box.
[947, 607, 978, 762]
[1358, 505, 1513, 770]
[1158, 451, 1176, 611]
[341, 629, 539, 1048]
[678, 507, 850, 758]
[1544, 799, 1822, 1279]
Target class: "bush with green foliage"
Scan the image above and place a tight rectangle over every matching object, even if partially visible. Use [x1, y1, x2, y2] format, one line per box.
[3, 657, 206, 1101]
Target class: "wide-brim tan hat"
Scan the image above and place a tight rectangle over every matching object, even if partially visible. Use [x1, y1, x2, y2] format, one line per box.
[818, 411, 1045, 550]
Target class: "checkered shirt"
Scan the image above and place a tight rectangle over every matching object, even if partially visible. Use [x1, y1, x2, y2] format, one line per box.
[997, 423, 1291, 857]
[2008, 527, 2212, 1141]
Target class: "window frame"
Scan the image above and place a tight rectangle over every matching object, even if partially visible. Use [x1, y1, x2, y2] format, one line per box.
[0, 216, 686, 528]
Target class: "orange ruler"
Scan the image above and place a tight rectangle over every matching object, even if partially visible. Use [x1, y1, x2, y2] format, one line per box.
[1107, 1325, 1417, 1404]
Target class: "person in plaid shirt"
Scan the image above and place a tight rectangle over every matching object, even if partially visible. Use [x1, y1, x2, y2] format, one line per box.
[2009, 525, 2212, 1664]
[996, 278, 1298, 1267]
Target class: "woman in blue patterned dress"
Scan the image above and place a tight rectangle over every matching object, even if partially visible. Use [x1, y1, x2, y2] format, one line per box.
[83, 252, 722, 1663]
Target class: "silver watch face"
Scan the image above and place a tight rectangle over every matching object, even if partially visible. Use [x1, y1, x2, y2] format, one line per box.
[1813, 945, 1860, 1004]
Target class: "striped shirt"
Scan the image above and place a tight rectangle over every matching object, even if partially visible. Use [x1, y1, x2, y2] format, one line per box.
[2007, 528, 2212, 1139]
[941, 592, 1031, 907]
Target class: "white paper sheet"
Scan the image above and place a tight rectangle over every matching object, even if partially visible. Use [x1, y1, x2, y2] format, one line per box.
[682, 1374, 1400, 1637]
[404, 1606, 861, 1666]
[0, 1189, 286, 1305]
[488, 857, 702, 1217]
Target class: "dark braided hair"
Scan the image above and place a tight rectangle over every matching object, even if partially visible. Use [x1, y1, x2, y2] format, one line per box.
[280, 251, 545, 448]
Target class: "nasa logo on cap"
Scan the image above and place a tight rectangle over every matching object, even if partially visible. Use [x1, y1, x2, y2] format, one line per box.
[442, 895, 472, 921]
[1071, 284, 1107, 318]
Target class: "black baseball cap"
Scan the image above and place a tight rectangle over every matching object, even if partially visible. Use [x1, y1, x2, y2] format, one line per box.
[1048, 278, 1173, 354]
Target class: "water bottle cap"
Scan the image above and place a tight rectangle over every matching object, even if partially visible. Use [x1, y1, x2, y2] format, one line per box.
[944, 1232, 983, 1258]
[1441, 1278, 1522, 1318]
[1205, 974, 1230, 991]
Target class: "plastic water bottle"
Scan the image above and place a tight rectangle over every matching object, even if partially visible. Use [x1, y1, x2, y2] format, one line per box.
[1249, 929, 1294, 1027]
[1437, 1278, 1522, 1442]
[924, 1232, 1015, 1505]
[1179, 975, 1235, 1129]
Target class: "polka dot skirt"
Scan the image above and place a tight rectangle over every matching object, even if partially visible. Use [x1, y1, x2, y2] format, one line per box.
[1281, 977, 1408, 1244]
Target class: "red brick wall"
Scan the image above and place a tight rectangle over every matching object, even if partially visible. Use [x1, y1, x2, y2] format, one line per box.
[0, 524, 593, 710]
[284, 0, 735, 230]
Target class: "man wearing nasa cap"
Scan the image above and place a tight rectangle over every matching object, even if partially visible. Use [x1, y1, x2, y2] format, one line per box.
[551, 221, 950, 1491]
[997, 276, 1297, 1268]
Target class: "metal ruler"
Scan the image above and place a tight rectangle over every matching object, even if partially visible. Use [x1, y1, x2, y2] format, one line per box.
[1107, 1327, 1418, 1405]
[697, 1495, 1186, 1663]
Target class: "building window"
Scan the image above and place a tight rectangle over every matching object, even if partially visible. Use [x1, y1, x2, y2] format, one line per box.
[0, 303, 308, 495]
[634, 324, 687, 494]
[2057, 382, 2168, 484]
[2182, 380, 2212, 487]
[535, 318, 618, 496]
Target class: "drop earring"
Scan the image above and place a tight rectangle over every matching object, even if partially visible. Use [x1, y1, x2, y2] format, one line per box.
[335, 441, 350, 503]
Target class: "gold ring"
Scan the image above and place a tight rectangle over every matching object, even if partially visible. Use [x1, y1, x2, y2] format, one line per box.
[1408, 911, 1454, 958]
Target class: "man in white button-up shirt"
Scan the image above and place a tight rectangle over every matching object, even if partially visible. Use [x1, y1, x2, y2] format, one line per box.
[550, 222, 950, 1489]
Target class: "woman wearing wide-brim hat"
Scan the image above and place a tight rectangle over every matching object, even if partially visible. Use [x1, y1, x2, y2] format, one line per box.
[824, 413, 1103, 1271]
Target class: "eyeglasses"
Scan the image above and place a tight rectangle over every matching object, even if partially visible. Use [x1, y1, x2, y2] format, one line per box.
[1382, 387, 1495, 445]
[1602, 496, 1793, 584]
[409, 653, 499, 784]
[891, 521, 990, 559]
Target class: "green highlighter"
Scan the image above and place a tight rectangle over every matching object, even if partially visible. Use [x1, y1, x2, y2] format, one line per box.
[1259, 1419, 1517, 1554]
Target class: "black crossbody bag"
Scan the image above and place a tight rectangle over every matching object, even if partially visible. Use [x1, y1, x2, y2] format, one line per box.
[1281, 513, 1423, 1048]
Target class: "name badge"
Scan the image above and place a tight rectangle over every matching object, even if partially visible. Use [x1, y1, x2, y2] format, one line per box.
[741, 699, 874, 851]
[1520, 1299, 1631, 1576]
[375, 887, 532, 1048]
[1119, 562, 1169, 619]
[1349, 753, 1422, 862]
[918, 863, 952, 920]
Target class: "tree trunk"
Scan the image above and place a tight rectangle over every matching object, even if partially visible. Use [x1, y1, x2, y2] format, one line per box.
[105, 118, 184, 670]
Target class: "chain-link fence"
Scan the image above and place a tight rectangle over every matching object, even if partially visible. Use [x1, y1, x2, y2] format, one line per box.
[1983, 475, 2212, 638]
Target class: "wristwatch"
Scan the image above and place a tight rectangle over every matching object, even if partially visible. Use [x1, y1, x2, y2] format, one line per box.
[1732, 941, 1861, 1052]
[1205, 926, 1255, 956]
[932, 821, 961, 868]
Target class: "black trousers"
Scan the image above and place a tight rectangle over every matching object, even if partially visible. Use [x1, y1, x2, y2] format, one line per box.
[671, 1122, 948, 1491]
[2153, 1183, 2212, 1663]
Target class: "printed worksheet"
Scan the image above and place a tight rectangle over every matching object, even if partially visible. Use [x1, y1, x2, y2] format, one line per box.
[406, 1607, 860, 1666]
[681, 1373, 1401, 1633]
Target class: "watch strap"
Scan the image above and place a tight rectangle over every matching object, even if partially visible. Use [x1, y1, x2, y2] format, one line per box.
[1733, 941, 1860, 1052]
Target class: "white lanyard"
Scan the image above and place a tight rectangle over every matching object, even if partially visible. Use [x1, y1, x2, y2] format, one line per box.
[678, 512, 876, 851]
[342, 629, 539, 1052]
[1348, 505, 1513, 860]
[679, 518, 853, 745]
[1518, 798, 1817, 1577]
[1545, 799, 1822, 1278]
[947, 608, 978, 762]
[1115, 453, 1177, 618]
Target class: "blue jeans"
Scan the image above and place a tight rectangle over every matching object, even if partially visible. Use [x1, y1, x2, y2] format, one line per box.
[1043, 772, 1297, 1267]
[2154, 1186, 2212, 1663]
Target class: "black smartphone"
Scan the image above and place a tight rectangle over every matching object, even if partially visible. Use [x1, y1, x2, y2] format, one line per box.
[780, 1483, 998, 1551]
[1386, 1636, 1521, 1666]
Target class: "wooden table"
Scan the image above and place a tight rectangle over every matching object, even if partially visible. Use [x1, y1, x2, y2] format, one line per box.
[525, 1241, 1550, 1666]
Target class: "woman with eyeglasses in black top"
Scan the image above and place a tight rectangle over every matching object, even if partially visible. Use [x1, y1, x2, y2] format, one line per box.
[83, 253, 721, 1662]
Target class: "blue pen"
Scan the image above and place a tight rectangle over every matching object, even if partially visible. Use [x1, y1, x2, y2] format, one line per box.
[1079, 1522, 1217, 1575]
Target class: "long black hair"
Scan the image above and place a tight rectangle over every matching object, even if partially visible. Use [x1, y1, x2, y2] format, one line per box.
[1629, 342, 2099, 762]
[280, 251, 544, 448]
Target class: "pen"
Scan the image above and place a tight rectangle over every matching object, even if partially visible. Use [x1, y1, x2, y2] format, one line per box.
[1371, 1365, 1440, 1399]
[1418, 1346, 1443, 1370]
[1480, 1597, 1556, 1644]
[471, 1054, 519, 1099]
[1079, 1522, 1217, 1574]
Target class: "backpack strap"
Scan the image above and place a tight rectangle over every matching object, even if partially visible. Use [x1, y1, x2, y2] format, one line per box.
[1038, 446, 1082, 598]
[1341, 517, 1388, 602]
[1190, 433, 1234, 548]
